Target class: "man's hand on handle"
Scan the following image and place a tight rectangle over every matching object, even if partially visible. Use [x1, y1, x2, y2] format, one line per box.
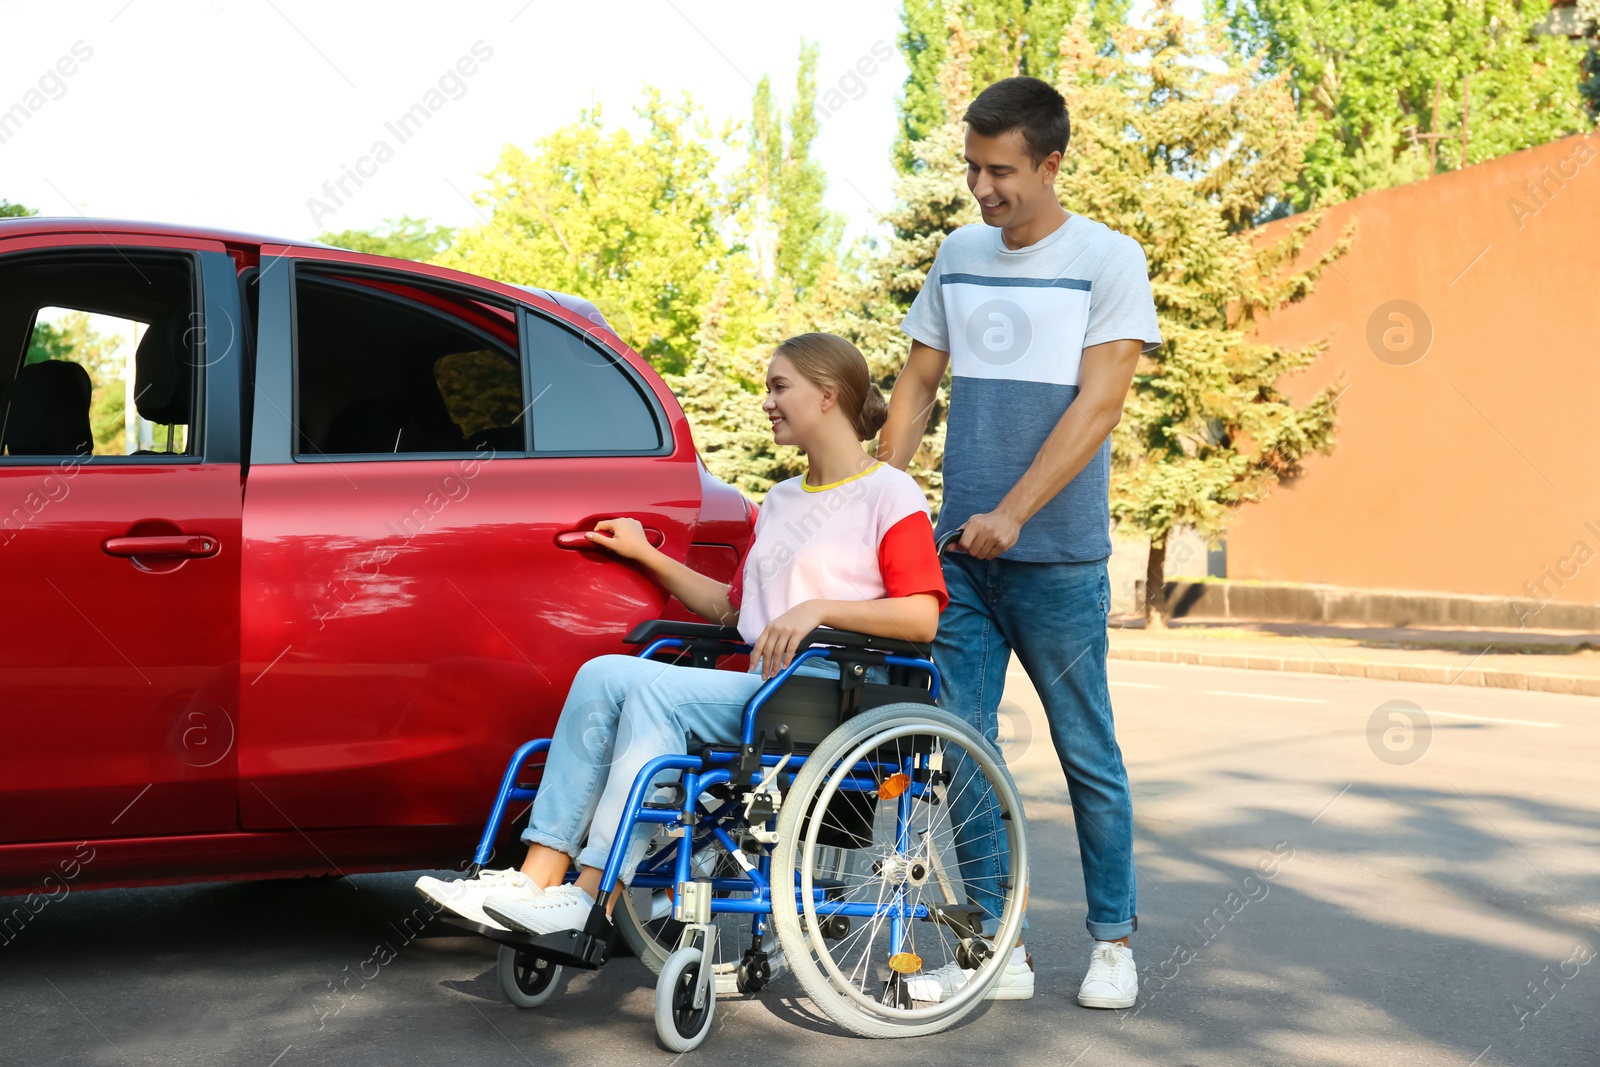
[954, 510, 1022, 561]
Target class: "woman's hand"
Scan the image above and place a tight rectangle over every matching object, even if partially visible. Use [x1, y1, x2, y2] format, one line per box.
[752, 600, 826, 680]
[586, 518, 655, 562]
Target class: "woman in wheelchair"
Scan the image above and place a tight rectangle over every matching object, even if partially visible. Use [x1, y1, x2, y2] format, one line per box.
[416, 332, 949, 938]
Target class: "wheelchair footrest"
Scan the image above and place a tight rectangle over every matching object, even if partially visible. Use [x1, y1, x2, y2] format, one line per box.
[437, 909, 615, 971]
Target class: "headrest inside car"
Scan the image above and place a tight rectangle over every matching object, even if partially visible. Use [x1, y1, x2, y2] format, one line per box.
[134, 309, 194, 425]
[2, 359, 93, 457]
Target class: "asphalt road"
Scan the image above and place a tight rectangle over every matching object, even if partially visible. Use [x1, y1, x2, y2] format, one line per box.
[5, 659, 1597, 1067]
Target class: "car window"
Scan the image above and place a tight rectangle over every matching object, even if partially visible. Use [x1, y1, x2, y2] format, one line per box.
[292, 270, 523, 457]
[525, 312, 662, 454]
[0, 251, 199, 460]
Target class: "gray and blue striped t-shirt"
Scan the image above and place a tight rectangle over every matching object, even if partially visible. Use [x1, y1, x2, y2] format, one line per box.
[901, 215, 1162, 563]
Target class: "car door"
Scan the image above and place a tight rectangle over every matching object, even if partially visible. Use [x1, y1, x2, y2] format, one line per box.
[237, 250, 703, 836]
[0, 235, 244, 846]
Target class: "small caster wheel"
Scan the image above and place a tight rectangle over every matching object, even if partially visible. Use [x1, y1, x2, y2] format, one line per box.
[955, 936, 992, 970]
[817, 915, 850, 941]
[497, 944, 562, 1008]
[655, 946, 715, 1052]
[735, 950, 771, 993]
[881, 972, 912, 1009]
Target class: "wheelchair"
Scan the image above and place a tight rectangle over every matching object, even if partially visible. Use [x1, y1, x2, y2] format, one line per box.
[444, 599, 1029, 1050]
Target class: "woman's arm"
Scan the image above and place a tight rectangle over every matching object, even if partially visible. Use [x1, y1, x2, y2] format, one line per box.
[585, 518, 738, 627]
[750, 595, 940, 680]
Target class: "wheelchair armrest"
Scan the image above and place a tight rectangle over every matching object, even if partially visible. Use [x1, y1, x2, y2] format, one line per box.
[795, 626, 931, 660]
[623, 618, 746, 647]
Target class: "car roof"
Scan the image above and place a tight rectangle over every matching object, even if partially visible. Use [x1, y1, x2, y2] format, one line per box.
[0, 215, 316, 249]
[0, 216, 616, 335]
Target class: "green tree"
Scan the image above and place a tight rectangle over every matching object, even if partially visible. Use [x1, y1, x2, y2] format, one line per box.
[668, 275, 809, 497]
[437, 92, 754, 375]
[815, 11, 990, 509]
[431, 49, 845, 495]
[1211, 0, 1593, 207]
[1052, 6, 1351, 625]
[1581, 0, 1600, 120]
[895, 0, 1131, 173]
[316, 216, 455, 261]
[1, 200, 35, 218]
[750, 41, 844, 295]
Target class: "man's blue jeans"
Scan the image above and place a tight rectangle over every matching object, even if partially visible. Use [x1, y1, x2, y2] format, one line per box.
[936, 552, 1137, 941]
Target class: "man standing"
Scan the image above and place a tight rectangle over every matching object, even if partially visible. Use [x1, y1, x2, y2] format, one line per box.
[880, 76, 1161, 1008]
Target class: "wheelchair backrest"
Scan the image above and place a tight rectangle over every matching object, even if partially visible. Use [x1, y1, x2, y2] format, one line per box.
[747, 665, 935, 750]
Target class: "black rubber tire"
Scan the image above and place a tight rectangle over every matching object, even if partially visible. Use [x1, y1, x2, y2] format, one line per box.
[496, 944, 562, 1008]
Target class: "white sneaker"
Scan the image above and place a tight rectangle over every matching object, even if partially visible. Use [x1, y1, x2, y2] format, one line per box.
[415, 868, 538, 932]
[1077, 941, 1137, 1009]
[485, 883, 596, 935]
[903, 945, 1035, 1002]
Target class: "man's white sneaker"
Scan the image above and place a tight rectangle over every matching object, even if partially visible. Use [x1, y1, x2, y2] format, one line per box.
[1077, 941, 1137, 1009]
[485, 883, 596, 935]
[415, 868, 538, 932]
[903, 945, 1035, 1002]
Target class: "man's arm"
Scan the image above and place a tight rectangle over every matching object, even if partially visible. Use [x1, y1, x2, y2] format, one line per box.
[878, 339, 950, 471]
[959, 337, 1144, 560]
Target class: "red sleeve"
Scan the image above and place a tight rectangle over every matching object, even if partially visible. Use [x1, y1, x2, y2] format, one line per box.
[878, 513, 949, 611]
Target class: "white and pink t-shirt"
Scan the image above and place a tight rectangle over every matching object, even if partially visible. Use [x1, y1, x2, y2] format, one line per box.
[729, 463, 949, 645]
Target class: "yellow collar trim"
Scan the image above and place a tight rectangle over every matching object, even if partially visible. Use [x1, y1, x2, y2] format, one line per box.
[801, 462, 882, 493]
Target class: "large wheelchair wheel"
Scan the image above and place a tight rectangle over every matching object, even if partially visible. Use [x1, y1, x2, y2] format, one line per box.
[770, 703, 1028, 1039]
[615, 804, 779, 991]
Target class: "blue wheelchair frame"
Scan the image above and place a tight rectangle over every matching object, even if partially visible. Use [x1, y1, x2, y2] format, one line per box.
[462, 630, 947, 971]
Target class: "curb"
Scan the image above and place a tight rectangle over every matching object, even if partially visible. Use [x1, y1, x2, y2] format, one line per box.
[1107, 645, 1600, 698]
[1154, 579, 1600, 634]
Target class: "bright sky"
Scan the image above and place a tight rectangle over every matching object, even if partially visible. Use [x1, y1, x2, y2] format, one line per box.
[0, 0, 917, 245]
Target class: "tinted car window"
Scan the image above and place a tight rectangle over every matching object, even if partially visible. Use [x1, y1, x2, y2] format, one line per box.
[293, 271, 522, 457]
[525, 313, 661, 453]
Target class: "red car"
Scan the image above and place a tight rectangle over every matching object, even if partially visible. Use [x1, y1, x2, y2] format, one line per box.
[0, 218, 755, 903]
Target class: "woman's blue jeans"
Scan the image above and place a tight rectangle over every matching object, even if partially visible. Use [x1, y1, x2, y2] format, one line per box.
[935, 553, 1138, 941]
[522, 653, 844, 882]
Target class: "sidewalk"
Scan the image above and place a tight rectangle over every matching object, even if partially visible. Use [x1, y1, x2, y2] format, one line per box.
[1106, 619, 1600, 697]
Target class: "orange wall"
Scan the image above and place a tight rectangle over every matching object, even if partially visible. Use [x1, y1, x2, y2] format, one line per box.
[1228, 132, 1600, 607]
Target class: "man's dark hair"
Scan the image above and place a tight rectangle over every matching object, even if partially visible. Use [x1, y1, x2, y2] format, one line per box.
[963, 76, 1070, 168]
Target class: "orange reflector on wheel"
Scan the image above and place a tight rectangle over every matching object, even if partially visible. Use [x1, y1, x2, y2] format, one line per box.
[878, 773, 911, 800]
[888, 952, 922, 974]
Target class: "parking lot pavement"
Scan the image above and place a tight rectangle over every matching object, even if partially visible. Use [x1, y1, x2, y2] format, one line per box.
[5, 660, 1597, 1067]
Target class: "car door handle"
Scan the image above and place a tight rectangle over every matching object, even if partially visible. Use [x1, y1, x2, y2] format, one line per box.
[556, 527, 665, 550]
[102, 534, 221, 559]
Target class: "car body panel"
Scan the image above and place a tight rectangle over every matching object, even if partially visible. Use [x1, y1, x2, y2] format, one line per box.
[0, 218, 756, 894]
[0, 236, 245, 850]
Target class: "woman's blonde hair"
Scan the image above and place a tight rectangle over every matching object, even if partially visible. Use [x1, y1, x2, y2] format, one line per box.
[773, 333, 888, 441]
